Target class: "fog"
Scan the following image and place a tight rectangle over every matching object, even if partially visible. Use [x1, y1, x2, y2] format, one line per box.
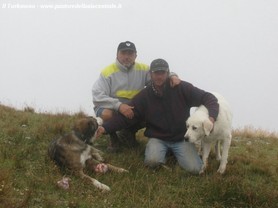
[1, 0, 278, 132]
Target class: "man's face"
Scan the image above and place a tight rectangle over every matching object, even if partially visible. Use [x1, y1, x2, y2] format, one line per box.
[117, 50, 137, 68]
[150, 70, 169, 87]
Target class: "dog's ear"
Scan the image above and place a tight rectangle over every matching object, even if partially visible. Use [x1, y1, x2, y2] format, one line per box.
[203, 118, 213, 136]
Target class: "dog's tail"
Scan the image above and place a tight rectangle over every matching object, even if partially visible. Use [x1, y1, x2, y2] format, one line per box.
[48, 138, 58, 161]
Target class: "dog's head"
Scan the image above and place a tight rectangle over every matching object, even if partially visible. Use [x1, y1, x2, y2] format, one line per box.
[184, 116, 213, 143]
[72, 117, 103, 144]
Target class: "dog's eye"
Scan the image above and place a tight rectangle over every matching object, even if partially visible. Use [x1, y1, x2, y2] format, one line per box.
[192, 126, 197, 130]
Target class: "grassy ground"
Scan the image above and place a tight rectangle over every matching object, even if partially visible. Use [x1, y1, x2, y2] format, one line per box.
[0, 104, 278, 208]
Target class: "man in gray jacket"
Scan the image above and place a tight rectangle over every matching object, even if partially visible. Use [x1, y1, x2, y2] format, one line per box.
[92, 41, 180, 152]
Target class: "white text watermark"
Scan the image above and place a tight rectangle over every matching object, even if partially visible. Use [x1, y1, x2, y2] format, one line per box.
[2, 3, 122, 10]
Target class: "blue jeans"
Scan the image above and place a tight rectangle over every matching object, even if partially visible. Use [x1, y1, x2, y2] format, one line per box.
[95, 107, 110, 117]
[144, 138, 203, 174]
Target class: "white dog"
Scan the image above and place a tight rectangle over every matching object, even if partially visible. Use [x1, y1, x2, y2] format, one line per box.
[184, 92, 232, 174]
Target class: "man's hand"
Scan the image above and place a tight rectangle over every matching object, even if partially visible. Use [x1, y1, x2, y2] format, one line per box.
[169, 75, 181, 87]
[209, 117, 215, 124]
[209, 117, 215, 132]
[97, 126, 106, 138]
[118, 103, 134, 119]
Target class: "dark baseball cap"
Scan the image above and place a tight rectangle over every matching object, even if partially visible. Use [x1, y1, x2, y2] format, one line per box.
[117, 41, 137, 52]
[150, 59, 169, 72]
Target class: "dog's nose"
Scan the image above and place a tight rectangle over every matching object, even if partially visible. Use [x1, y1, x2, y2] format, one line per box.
[184, 136, 189, 142]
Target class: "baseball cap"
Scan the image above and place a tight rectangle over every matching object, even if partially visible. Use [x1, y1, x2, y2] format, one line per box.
[150, 59, 169, 72]
[117, 41, 137, 52]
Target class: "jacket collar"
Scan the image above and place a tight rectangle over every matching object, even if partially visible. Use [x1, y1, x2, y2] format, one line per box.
[150, 79, 170, 97]
[116, 59, 135, 72]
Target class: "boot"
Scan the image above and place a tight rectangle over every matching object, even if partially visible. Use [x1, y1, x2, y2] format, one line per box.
[107, 132, 120, 153]
[117, 129, 139, 148]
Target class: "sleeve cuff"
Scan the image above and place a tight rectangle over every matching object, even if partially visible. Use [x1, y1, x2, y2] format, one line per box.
[114, 102, 122, 111]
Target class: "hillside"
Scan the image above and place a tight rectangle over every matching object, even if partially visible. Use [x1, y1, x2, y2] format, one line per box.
[0, 104, 277, 208]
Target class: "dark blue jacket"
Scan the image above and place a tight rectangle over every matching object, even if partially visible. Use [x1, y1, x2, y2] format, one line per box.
[103, 80, 219, 142]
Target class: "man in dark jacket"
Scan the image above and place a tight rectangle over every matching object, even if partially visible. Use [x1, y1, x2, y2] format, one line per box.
[97, 58, 219, 174]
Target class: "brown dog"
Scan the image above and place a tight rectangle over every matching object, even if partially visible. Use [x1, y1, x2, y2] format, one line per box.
[48, 117, 128, 191]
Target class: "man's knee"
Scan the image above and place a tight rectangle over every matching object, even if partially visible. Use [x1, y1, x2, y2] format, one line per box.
[100, 109, 114, 122]
[178, 157, 203, 174]
[144, 138, 167, 167]
[185, 165, 202, 175]
[144, 151, 165, 169]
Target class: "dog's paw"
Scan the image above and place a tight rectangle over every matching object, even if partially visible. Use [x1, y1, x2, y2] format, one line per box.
[199, 164, 206, 175]
[216, 155, 222, 161]
[95, 163, 108, 173]
[118, 168, 129, 173]
[96, 155, 105, 162]
[100, 184, 111, 192]
[93, 180, 111, 191]
[199, 169, 205, 175]
[217, 166, 226, 174]
[57, 177, 71, 190]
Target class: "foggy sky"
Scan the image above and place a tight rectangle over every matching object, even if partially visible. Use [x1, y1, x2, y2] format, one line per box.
[1, 0, 278, 132]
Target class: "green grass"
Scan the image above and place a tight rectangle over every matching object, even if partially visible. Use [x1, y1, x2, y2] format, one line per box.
[0, 104, 278, 208]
